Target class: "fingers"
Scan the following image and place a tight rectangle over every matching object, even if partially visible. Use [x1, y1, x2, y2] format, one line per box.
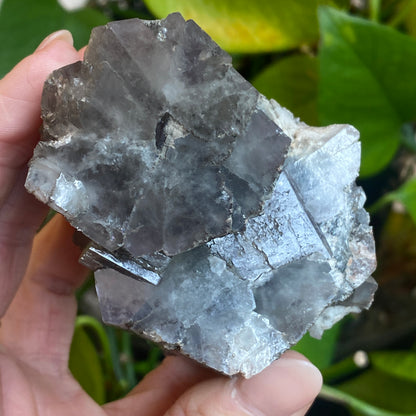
[0, 31, 81, 316]
[0, 30, 78, 203]
[79, 45, 87, 59]
[163, 351, 322, 416]
[104, 355, 217, 416]
[0, 169, 46, 318]
[0, 214, 88, 374]
[105, 351, 321, 416]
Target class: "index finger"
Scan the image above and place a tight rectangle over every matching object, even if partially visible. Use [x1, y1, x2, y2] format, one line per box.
[0, 30, 80, 192]
[0, 31, 81, 317]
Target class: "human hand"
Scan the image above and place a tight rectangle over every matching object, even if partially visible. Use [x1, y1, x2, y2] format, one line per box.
[0, 30, 322, 416]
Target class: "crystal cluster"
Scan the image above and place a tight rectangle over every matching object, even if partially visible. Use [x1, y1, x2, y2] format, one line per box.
[25, 13, 377, 377]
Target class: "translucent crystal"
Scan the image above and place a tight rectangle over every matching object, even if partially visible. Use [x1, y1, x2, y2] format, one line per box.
[25, 14, 377, 377]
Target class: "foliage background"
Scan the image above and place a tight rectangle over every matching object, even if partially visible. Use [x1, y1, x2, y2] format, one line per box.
[1, 0, 416, 414]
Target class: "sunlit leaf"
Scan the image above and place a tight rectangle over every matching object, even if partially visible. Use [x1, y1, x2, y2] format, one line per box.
[0, 0, 108, 77]
[318, 7, 416, 176]
[69, 326, 105, 404]
[144, 0, 338, 53]
[370, 350, 416, 383]
[252, 54, 318, 125]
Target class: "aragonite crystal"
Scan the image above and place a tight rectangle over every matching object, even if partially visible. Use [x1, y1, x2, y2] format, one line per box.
[25, 13, 377, 377]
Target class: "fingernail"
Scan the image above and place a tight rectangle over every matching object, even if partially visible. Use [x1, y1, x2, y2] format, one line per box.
[36, 30, 74, 51]
[236, 357, 322, 416]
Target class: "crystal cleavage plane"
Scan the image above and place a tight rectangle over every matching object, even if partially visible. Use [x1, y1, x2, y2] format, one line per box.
[25, 13, 377, 377]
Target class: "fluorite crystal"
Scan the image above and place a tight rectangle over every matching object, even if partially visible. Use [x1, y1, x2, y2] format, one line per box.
[25, 13, 377, 377]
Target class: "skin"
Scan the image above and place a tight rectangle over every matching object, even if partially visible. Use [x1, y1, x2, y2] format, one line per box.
[0, 30, 322, 416]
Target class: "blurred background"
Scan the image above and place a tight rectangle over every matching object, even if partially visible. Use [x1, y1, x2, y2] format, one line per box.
[1, 0, 416, 414]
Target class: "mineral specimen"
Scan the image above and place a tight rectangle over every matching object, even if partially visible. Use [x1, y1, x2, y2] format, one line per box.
[25, 13, 377, 377]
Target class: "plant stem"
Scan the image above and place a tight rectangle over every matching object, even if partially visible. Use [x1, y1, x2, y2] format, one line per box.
[75, 316, 113, 381]
[388, 0, 416, 28]
[320, 385, 416, 416]
[369, 0, 381, 22]
[321, 356, 364, 384]
[37, 209, 56, 232]
[105, 327, 125, 384]
[121, 331, 137, 389]
[75, 273, 95, 302]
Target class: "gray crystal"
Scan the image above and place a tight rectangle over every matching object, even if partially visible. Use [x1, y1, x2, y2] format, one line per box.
[25, 14, 377, 377]
[27, 13, 289, 259]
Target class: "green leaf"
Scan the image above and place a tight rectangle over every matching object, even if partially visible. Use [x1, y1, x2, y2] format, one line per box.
[64, 8, 109, 48]
[389, 178, 416, 224]
[69, 325, 105, 404]
[135, 346, 163, 377]
[252, 54, 318, 125]
[370, 350, 416, 383]
[376, 178, 416, 224]
[318, 7, 416, 177]
[143, 0, 336, 53]
[335, 368, 416, 413]
[0, 0, 108, 77]
[398, 0, 416, 37]
[292, 320, 342, 369]
[407, 9, 416, 38]
[321, 384, 416, 416]
[330, 0, 350, 8]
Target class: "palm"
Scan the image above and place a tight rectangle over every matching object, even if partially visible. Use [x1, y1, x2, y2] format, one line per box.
[1, 350, 106, 415]
[1, 294, 218, 416]
[0, 211, 221, 415]
[0, 31, 321, 416]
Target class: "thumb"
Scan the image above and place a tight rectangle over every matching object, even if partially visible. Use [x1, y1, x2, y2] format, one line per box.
[164, 351, 322, 416]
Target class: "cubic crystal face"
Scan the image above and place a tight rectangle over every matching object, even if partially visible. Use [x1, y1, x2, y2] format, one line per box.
[25, 13, 377, 377]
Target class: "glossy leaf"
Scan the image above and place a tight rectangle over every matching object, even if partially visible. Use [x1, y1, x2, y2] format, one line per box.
[252, 54, 318, 125]
[321, 384, 416, 416]
[143, 0, 337, 53]
[318, 7, 416, 176]
[370, 350, 416, 383]
[335, 368, 416, 413]
[0, 0, 108, 77]
[69, 325, 105, 404]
